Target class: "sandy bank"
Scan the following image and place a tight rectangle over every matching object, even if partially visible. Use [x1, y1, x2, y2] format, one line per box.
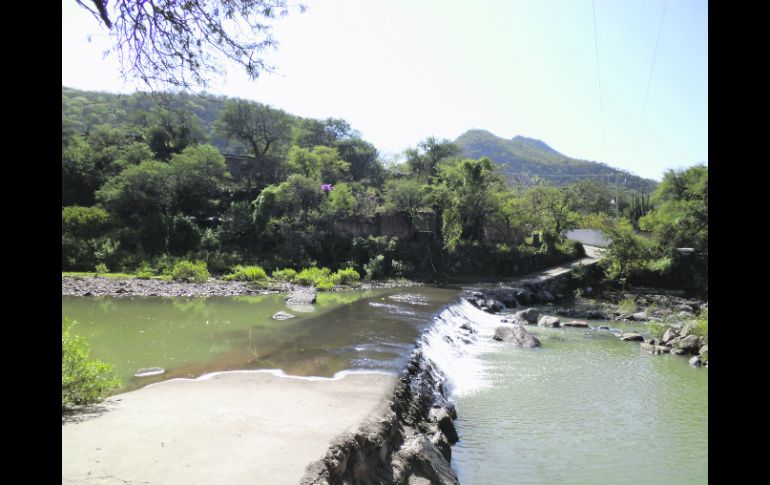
[62, 371, 397, 485]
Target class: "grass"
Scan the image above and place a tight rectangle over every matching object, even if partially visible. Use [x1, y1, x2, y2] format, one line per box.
[62, 271, 169, 280]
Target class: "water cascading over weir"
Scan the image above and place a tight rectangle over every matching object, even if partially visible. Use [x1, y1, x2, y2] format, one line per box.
[300, 293, 524, 485]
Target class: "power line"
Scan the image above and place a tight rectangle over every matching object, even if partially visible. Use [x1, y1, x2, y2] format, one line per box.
[591, 0, 607, 164]
[630, 0, 669, 164]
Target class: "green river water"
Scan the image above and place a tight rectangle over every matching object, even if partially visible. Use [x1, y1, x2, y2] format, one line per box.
[62, 292, 707, 483]
[450, 312, 708, 484]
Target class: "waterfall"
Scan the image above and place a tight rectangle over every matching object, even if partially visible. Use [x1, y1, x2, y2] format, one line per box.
[418, 298, 509, 398]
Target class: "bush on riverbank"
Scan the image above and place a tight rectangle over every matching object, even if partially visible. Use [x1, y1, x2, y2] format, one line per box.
[171, 260, 210, 282]
[223, 265, 269, 284]
[62, 319, 121, 409]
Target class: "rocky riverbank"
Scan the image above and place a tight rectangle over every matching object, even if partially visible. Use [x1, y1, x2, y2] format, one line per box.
[61, 275, 422, 298]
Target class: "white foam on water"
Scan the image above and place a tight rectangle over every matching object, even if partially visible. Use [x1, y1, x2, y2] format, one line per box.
[420, 298, 510, 398]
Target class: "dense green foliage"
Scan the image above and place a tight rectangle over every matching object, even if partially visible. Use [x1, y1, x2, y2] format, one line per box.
[62, 87, 686, 284]
[599, 165, 707, 293]
[62, 319, 121, 409]
[223, 265, 269, 283]
[170, 260, 210, 282]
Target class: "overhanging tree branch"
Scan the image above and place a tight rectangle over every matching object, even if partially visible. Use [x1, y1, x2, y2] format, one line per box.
[74, 0, 307, 90]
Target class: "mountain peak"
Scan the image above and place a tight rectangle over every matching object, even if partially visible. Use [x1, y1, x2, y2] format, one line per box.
[511, 135, 560, 155]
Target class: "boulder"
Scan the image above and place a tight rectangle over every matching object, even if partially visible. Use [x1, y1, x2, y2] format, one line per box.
[640, 342, 670, 354]
[670, 348, 686, 356]
[540, 290, 555, 302]
[484, 299, 504, 313]
[661, 328, 679, 344]
[699, 344, 709, 356]
[678, 311, 696, 319]
[629, 312, 649, 321]
[688, 355, 703, 367]
[272, 311, 296, 320]
[538, 316, 561, 328]
[492, 325, 541, 348]
[678, 335, 702, 354]
[620, 332, 644, 342]
[513, 308, 539, 324]
[286, 286, 317, 305]
[562, 320, 589, 328]
[675, 303, 694, 313]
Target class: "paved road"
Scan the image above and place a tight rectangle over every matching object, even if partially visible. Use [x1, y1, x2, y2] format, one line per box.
[505, 245, 605, 286]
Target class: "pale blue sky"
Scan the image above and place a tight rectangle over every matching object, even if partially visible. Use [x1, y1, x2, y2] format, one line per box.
[62, 0, 707, 181]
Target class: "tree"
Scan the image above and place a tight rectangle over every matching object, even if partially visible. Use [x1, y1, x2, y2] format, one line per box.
[639, 165, 708, 251]
[405, 137, 462, 179]
[437, 157, 502, 249]
[167, 144, 232, 219]
[383, 178, 427, 235]
[285, 146, 349, 183]
[75, 0, 306, 89]
[335, 138, 383, 184]
[215, 99, 292, 195]
[146, 108, 206, 161]
[524, 186, 579, 252]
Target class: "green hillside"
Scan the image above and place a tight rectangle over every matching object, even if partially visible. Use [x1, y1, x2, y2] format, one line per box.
[455, 129, 657, 192]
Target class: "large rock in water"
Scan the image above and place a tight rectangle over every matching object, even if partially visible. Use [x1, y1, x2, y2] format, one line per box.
[678, 335, 702, 354]
[513, 308, 539, 324]
[662, 328, 679, 344]
[493, 325, 541, 348]
[620, 332, 644, 341]
[537, 316, 561, 328]
[286, 286, 317, 305]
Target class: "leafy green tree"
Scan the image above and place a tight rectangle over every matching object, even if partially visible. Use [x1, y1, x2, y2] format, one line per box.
[215, 99, 292, 195]
[437, 157, 502, 249]
[406, 137, 462, 179]
[335, 138, 384, 184]
[62, 136, 102, 206]
[383, 178, 427, 234]
[146, 109, 206, 161]
[600, 218, 661, 287]
[292, 118, 354, 148]
[322, 182, 357, 217]
[167, 144, 232, 219]
[524, 185, 579, 252]
[639, 164, 708, 251]
[285, 146, 350, 183]
[566, 179, 614, 215]
[96, 161, 173, 254]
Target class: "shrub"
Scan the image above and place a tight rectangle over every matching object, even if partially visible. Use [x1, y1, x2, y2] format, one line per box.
[364, 255, 385, 281]
[94, 263, 109, 274]
[223, 265, 269, 283]
[315, 279, 335, 291]
[136, 262, 154, 279]
[171, 260, 210, 282]
[271, 268, 297, 281]
[618, 296, 637, 316]
[62, 319, 121, 409]
[331, 268, 361, 285]
[292, 266, 331, 286]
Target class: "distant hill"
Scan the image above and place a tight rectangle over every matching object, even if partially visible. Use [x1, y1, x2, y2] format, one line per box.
[455, 129, 657, 193]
